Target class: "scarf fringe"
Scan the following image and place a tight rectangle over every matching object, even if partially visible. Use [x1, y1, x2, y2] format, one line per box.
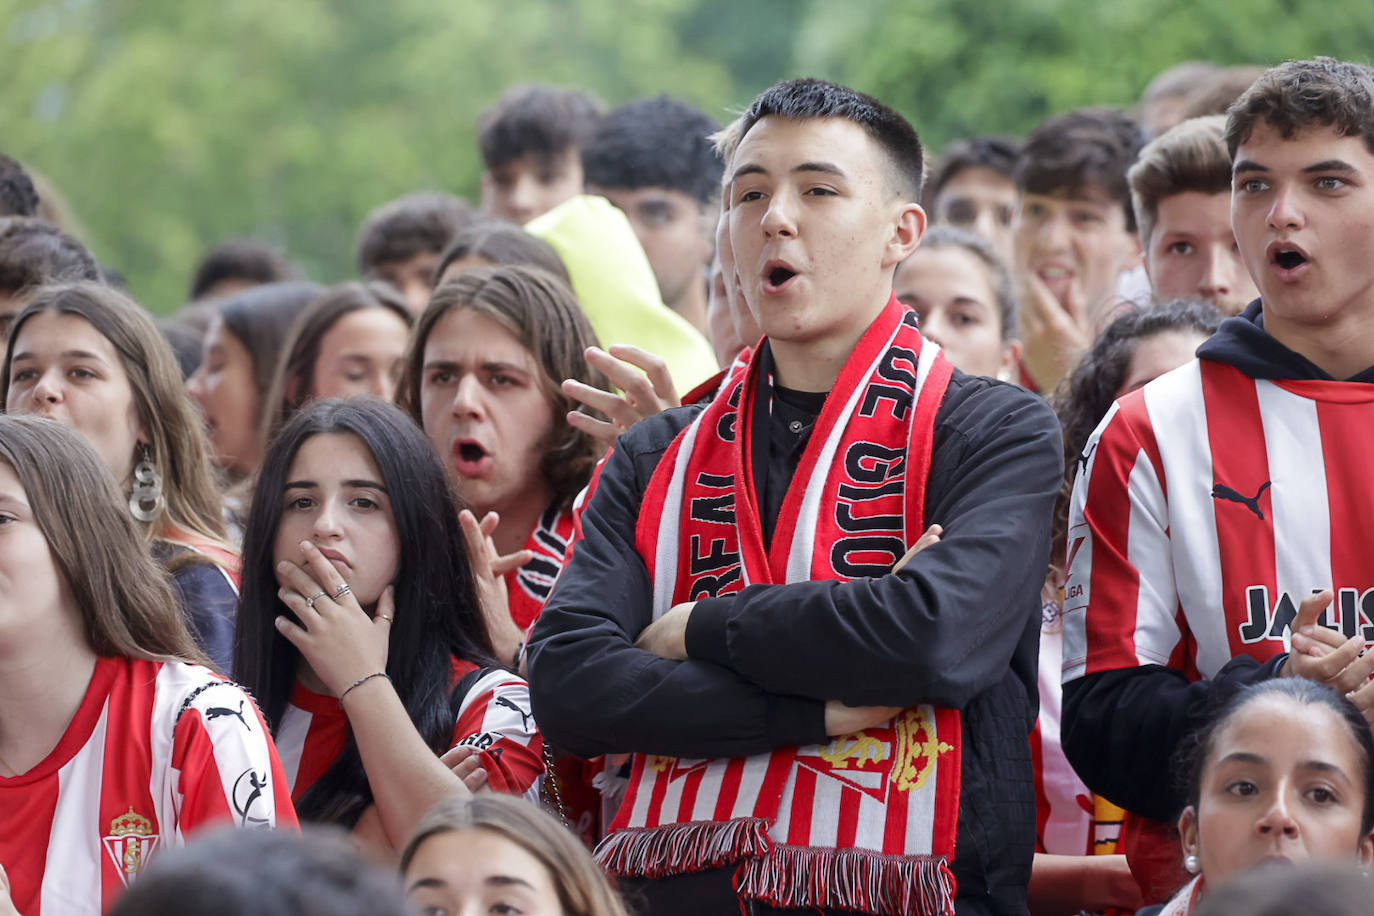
[594, 818, 771, 878]
[736, 844, 956, 916]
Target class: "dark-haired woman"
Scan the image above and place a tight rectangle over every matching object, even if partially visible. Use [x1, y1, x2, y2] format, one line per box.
[4, 282, 245, 670]
[1159, 678, 1374, 915]
[0, 416, 294, 916]
[261, 281, 412, 447]
[232, 398, 542, 854]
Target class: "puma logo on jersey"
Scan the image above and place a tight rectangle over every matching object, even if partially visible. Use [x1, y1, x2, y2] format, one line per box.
[495, 696, 534, 731]
[206, 698, 249, 730]
[1211, 480, 1271, 520]
[1077, 442, 1098, 475]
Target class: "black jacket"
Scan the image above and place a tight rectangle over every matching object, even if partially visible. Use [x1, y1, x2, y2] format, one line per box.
[1062, 301, 1374, 824]
[528, 367, 1062, 912]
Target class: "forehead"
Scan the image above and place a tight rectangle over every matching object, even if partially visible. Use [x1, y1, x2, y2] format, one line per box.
[287, 431, 382, 480]
[14, 310, 119, 360]
[1154, 190, 1232, 231]
[1211, 693, 1363, 770]
[938, 166, 1017, 202]
[320, 307, 409, 352]
[425, 307, 538, 365]
[1234, 121, 1374, 171]
[896, 246, 995, 299]
[1022, 182, 1120, 210]
[733, 116, 887, 181]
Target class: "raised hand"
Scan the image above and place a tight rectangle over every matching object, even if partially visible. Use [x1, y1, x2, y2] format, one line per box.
[563, 344, 681, 446]
[459, 508, 529, 664]
[275, 540, 393, 698]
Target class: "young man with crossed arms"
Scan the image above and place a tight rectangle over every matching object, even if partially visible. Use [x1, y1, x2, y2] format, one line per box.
[529, 78, 1061, 916]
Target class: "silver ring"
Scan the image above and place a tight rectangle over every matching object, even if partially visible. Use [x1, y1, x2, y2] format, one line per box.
[305, 591, 326, 608]
[332, 583, 352, 600]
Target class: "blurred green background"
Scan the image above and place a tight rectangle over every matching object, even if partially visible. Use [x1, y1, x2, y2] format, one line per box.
[2, 0, 1369, 313]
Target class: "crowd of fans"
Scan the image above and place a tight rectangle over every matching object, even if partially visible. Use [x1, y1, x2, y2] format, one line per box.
[1, 53, 1373, 916]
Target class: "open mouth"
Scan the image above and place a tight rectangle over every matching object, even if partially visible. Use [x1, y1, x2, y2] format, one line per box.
[763, 260, 799, 293]
[453, 439, 493, 477]
[458, 442, 487, 463]
[1268, 241, 1310, 273]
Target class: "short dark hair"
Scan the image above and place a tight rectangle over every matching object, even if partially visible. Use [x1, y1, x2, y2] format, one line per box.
[478, 85, 606, 170]
[433, 220, 571, 289]
[923, 135, 1022, 210]
[1177, 678, 1374, 833]
[1224, 57, 1374, 158]
[108, 826, 409, 916]
[1015, 108, 1148, 232]
[0, 154, 39, 218]
[734, 78, 925, 201]
[1179, 65, 1267, 122]
[356, 191, 475, 276]
[581, 95, 723, 206]
[188, 238, 300, 301]
[0, 216, 100, 297]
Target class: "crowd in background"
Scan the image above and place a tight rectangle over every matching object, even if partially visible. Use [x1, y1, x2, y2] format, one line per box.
[1, 52, 1374, 916]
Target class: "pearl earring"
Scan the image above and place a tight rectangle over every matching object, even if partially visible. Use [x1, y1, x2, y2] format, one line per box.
[1184, 854, 1200, 875]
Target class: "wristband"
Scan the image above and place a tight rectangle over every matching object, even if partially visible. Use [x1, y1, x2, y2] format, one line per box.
[339, 671, 391, 706]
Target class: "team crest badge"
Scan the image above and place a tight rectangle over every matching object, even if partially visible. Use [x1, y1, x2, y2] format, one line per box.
[103, 806, 160, 886]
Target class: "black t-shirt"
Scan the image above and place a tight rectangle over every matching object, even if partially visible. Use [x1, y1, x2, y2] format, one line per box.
[753, 378, 828, 548]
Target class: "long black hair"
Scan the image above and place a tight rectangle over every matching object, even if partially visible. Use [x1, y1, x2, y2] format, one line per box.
[233, 397, 496, 827]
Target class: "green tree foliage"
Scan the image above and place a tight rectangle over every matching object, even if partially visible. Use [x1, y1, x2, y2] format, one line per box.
[0, 0, 1369, 313]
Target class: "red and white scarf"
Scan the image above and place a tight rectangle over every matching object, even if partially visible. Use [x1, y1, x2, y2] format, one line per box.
[599, 297, 960, 916]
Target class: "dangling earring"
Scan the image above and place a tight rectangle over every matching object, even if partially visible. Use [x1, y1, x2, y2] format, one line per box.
[128, 443, 165, 523]
[1183, 854, 1200, 875]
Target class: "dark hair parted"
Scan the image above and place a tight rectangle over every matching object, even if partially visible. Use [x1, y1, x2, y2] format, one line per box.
[582, 95, 723, 205]
[110, 825, 411, 916]
[0, 415, 206, 665]
[1128, 116, 1233, 248]
[913, 226, 1018, 340]
[397, 265, 609, 512]
[1050, 298, 1222, 569]
[188, 238, 300, 302]
[4, 282, 230, 550]
[0, 154, 39, 218]
[433, 221, 571, 290]
[1224, 57, 1374, 158]
[262, 281, 413, 445]
[1016, 108, 1148, 232]
[1177, 677, 1374, 833]
[0, 217, 99, 299]
[233, 398, 495, 828]
[735, 78, 925, 201]
[923, 135, 1022, 210]
[478, 85, 606, 170]
[216, 281, 325, 415]
[356, 191, 475, 276]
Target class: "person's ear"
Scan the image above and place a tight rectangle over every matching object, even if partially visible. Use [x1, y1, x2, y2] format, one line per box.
[1358, 829, 1374, 869]
[1120, 226, 1145, 272]
[885, 202, 927, 268]
[1178, 804, 1200, 859]
[998, 338, 1023, 383]
[479, 171, 496, 209]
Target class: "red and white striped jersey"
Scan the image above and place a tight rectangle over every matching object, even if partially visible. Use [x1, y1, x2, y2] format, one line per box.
[274, 663, 543, 803]
[1063, 359, 1374, 682]
[0, 656, 297, 916]
[506, 504, 575, 633]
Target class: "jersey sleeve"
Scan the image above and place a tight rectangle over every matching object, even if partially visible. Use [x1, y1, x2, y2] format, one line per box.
[451, 671, 544, 796]
[1062, 396, 1182, 683]
[170, 678, 299, 833]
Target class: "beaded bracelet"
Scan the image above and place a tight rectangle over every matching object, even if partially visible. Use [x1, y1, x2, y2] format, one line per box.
[339, 671, 391, 706]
